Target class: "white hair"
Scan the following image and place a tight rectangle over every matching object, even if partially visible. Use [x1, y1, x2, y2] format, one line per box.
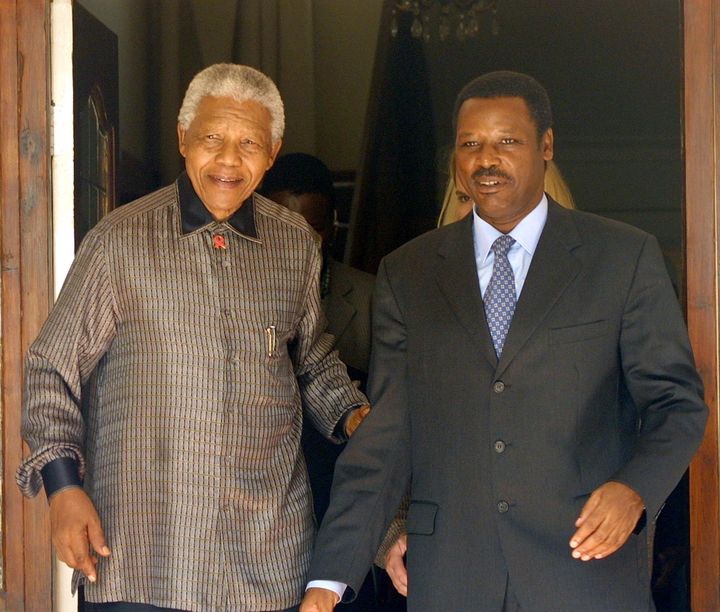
[177, 63, 285, 143]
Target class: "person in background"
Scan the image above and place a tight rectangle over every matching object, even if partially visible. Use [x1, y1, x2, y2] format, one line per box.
[261, 153, 375, 524]
[300, 70, 706, 611]
[17, 63, 368, 612]
[262, 153, 375, 396]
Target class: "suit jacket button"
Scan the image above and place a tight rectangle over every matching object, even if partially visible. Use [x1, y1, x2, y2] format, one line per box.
[493, 381, 505, 393]
[497, 500, 509, 513]
[494, 440, 506, 453]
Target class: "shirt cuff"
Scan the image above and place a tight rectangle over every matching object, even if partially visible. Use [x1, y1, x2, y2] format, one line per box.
[306, 580, 346, 603]
[40, 456, 82, 500]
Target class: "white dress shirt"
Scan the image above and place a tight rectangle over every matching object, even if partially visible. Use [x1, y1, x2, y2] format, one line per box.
[473, 194, 548, 299]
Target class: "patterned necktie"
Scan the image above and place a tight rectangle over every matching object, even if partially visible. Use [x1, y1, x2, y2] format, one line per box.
[484, 235, 517, 357]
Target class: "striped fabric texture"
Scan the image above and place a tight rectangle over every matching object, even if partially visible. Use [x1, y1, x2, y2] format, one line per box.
[17, 181, 367, 610]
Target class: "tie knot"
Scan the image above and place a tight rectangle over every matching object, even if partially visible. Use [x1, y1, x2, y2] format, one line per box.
[491, 234, 515, 257]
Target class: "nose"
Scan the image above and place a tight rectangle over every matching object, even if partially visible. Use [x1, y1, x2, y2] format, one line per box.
[215, 139, 242, 166]
[476, 142, 500, 168]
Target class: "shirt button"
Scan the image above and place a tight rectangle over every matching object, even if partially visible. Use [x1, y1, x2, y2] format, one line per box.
[493, 381, 505, 393]
[494, 440, 506, 453]
[497, 500, 510, 513]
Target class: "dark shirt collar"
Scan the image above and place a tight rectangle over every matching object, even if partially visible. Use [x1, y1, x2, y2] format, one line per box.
[177, 172, 259, 239]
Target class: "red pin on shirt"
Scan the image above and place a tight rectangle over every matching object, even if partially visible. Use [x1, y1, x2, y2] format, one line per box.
[213, 235, 227, 249]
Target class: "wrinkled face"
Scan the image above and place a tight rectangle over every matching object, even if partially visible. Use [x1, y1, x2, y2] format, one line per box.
[178, 96, 281, 220]
[455, 96, 553, 232]
[267, 190, 333, 247]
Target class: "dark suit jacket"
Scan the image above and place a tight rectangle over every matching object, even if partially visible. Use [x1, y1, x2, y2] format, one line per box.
[308, 200, 707, 611]
[323, 258, 375, 379]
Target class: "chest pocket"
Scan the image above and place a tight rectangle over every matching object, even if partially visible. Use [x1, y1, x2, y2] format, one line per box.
[550, 320, 608, 345]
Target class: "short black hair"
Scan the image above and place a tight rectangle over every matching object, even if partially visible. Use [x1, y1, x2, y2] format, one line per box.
[453, 71, 552, 140]
[260, 152, 335, 207]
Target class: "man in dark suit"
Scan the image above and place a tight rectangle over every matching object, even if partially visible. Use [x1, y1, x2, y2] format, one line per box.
[300, 71, 707, 611]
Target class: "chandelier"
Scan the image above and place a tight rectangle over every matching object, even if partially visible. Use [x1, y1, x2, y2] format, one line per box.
[391, 0, 499, 42]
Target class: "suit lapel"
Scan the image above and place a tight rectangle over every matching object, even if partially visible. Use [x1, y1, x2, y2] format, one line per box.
[496, 201, 582, 377]
[435, 216, 498, 368]
[324, 260, 355, 341]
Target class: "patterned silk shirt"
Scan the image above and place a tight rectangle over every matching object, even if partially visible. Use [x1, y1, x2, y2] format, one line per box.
[17, 174, 367, 610]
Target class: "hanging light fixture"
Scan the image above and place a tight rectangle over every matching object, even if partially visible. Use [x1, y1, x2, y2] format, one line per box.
[391, 0, 499, 42]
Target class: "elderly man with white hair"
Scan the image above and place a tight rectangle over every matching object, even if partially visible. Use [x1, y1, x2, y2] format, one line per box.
[17, 63, 368, 612]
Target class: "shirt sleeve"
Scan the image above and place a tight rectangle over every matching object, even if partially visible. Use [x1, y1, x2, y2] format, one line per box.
[305, 580, 346, 602]
[16, 229, 118, 498]
[291, 243, 367, 441]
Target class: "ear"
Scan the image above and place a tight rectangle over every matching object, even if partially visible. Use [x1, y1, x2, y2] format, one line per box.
[266, 139, 283, 170]
[177, 123, 187, 158]
[542, 128, 554, 161]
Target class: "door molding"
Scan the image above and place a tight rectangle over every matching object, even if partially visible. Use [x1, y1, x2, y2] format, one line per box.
[0, 0, 52, 609]
[685, 0, 720, 609]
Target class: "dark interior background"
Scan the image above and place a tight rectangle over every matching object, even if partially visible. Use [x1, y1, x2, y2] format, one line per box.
[349, 0, 682, 288]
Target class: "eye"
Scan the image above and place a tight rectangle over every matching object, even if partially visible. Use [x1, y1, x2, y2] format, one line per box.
[205, 134, 221, 143]
[457, 192, 472, 203]
[500, 138, 518, 145]
[460, 140, 478, 148]
[240, 138, 265, 155]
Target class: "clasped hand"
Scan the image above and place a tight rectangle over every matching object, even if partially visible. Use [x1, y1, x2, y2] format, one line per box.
[299, 587, 340, 611]
[345, 404, 370, 437]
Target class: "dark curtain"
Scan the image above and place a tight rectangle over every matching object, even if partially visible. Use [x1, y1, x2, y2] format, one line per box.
[347, 6, 438, 274]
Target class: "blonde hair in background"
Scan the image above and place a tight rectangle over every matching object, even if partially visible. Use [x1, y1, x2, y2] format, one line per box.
[437, 157, 575, 227]
[544, 159, 575, 210]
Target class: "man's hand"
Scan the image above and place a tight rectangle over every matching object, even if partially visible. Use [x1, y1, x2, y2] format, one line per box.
[385, 534, 408, 596]
[344, 404, 370, 437]
[49, 487, 111, 582]
[300, 587, 339, 611]
[569, 481, 644, 561]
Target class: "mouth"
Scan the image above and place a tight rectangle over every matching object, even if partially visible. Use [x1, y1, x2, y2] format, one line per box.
[471, 170, 511, 192]
[210, 174, 244, 188]
[473, 176, 510, 193]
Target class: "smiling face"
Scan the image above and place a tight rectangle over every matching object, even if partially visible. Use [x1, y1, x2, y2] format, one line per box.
[178, 95, 282, 220]
[454, 96, 553, 232]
